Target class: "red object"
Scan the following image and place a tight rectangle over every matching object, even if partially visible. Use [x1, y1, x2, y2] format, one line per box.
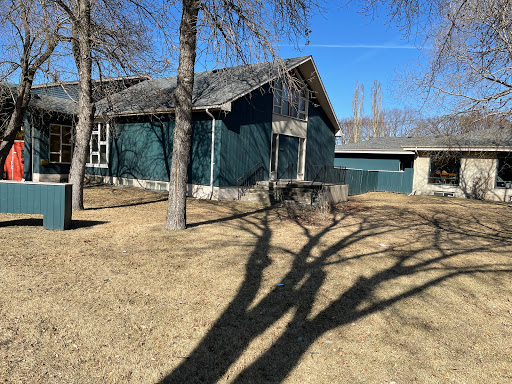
[3, 141, 24, 180]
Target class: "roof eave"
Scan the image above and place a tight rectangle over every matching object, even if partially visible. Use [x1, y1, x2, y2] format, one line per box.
[96, 103, 232, 118]
[296, 57, 340, 133]
[335, 149, 415, 155]
[205, 57, 313, 112]
[402, 145, 512, 152]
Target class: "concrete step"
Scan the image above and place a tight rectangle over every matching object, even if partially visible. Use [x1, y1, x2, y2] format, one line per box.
[244, 185, 272, 192]
[240, 192, 272, 205]
[240, 181, 345, 206]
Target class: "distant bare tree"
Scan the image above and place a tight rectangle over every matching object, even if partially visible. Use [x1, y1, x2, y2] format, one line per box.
[351, 79, 364, 143]
[412, 110, 512, 137]
[371, 80, 383, 137]
[338, 117, 354, 144]
[382, 107, 418, 137]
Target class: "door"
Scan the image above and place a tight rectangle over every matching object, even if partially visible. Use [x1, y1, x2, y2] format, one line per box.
[3, 141, 24, 180]
[277, 135, 299, 180]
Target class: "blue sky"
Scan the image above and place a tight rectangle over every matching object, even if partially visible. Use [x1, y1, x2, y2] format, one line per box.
[279, 2, 425, 120]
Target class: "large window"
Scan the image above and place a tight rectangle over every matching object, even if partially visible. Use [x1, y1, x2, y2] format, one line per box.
[273, 76, 308, 120]
[86, 122, 109, 167]
[428, 152, 460, 185]
[497, 153, 512, 188]
[49, 124, 72, 163]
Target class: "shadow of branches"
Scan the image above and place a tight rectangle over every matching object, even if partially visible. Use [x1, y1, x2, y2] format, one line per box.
[160, 200, 512, 383]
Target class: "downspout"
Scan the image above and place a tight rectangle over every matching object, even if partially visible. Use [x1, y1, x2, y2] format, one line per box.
[31, 116, 34, 181]
[197, 108, 216, 199]
[206, 109, 216, 199]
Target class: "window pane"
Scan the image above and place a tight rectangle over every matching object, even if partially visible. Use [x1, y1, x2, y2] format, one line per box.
[50, 136, 60, 152]
[62, 126, 71, 145]
[100, 124, 107, 141]
[274, 79, 282, 90]
[62, 146, 72, 163]
[91, 135, 99, 151]
[92, 154, 99, 164]
[299, 113, 306, 120]
[497, 154, 512, 187]
[100, 145, 107, 164]
[291, 105, 298, 118]
[283, 85, 289, 100]
[429, 153, 460, 185]
[292, 89, 299, 102]
[50, 153, 60, 162]
[299, 98, 306, 112]
[50, 125, 60, 134]
[273, 106, 281, 114]
[273, 92, 281, 107]
[282, 101, 290, 116]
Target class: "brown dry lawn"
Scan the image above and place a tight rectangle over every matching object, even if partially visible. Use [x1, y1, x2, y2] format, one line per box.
[0, 185, 511, 384]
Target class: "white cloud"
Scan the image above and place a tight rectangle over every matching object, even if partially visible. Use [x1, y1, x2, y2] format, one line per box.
[281, 44, 418, 49]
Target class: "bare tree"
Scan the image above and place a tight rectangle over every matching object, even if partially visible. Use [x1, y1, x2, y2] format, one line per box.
[381, 108, 413, 137]
[351, 79, 364, 143]
[337, 117, 354, 145]
[60, 0, 95, 210]
[166, 0, 321, 230]
[0, 0, 64, 178]
[364, 0, 512, 118]
[54, 0, 171, 210]
[371, 80, 383, 138]
[166, 0, 200, 230]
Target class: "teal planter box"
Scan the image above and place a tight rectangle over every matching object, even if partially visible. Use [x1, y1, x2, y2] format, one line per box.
[0, 181, 72, 230]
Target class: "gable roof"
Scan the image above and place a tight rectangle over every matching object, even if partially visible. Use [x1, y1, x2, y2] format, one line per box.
[335, 136, 435, 154]
[401, 127, 512, 150]
[336, 128, 512, 154]
[29, 94, 78, 116]
[96, 56, 340, 132]
[0, 76, 149, 116]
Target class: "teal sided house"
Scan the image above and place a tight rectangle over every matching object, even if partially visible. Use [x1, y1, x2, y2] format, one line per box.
[24, 56, 340, 199]
[21, 76, 148, 182]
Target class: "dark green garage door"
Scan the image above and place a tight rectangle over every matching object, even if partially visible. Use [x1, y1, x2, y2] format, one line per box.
[277, 135, 299, 179]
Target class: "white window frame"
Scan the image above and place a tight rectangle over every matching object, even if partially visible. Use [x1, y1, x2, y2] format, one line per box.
[273, 72, 309, 121]
[86, 121, 110, 168]
[49, 124, 72, 164]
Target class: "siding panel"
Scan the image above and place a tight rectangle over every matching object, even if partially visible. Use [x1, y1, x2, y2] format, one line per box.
[305, 100, 336, 180]
[217, 87, 273, 186]
[345, 168, 414, 195]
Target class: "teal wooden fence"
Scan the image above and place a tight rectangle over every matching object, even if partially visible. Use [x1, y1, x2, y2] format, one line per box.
[345, 168, 413, 195]
[0, 181, 72, 230]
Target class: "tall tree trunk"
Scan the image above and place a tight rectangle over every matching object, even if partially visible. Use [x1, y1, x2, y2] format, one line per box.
[166, 0, 200, 230]
[0, 81, 33, 178]
[68, 0, 95, 210]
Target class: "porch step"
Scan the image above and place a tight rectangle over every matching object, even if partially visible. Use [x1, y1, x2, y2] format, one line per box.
[239, 189, 273, 205]
[240, 180, 323, 206]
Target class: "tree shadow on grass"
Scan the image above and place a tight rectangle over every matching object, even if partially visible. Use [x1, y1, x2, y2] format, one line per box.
[187, 205, 273, 228]
[159, 203, 512, 384]
[85, 197, 168, 211]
